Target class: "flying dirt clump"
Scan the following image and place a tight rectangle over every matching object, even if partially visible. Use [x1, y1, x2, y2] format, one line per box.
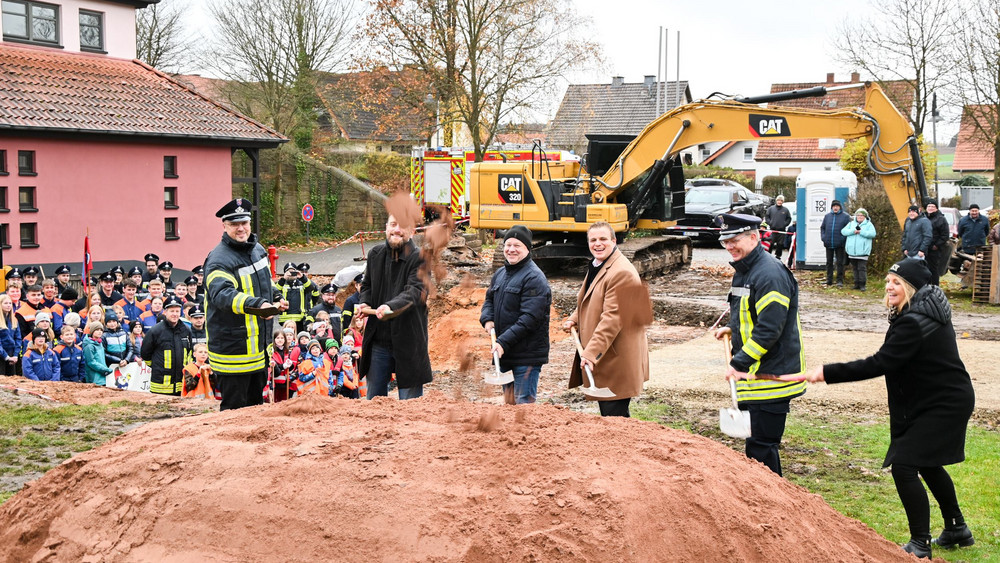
[1, 393, 917, 562]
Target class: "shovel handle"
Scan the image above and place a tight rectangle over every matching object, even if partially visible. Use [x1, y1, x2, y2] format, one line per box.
[359, 307, 379, 316]
[489, 328, 502, 373]
[570, 327, 586, 357]
[722, 332, 739, 408]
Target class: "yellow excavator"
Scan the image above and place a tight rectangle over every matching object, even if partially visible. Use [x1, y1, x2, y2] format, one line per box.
[469, 82, 928, 276]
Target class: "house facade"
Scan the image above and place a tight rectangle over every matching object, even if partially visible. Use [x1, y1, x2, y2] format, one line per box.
[952, 105, 997, 182]
[1, 0, 285, 274]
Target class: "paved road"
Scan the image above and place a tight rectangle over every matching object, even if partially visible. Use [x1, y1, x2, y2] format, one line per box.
[276, 241, 370, 276]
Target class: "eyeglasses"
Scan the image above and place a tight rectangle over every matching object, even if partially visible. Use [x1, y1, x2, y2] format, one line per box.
[719, 233, 748, 248]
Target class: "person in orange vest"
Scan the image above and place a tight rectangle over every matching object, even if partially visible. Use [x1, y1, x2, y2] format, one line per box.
[15, 284, 49, 338]
[295, 339, 333, 396]
[331, 344, 361, 399]
[182, 343, 217, 399]
[267, 330, 299, 402]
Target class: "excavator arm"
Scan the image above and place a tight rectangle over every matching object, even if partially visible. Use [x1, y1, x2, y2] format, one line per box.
[593, 82, 926, 228]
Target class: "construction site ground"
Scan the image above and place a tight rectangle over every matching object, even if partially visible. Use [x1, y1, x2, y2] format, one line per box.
[1, 244, 998, 561]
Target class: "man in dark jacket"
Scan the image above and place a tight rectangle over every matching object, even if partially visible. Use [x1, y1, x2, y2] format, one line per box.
[358, 214, 433, 400]
[715, 213, 806, 476]
[820, 199, 851, 286]
[924, 199, 951, 285]
[957, 203, 989, 254]
[763, 195, 792, 261]
[307, 283, 342, 338]
[480, 226, 551, 404]
[902, 204, 932, 260]
[204, 199, 286, 410]
[140, 296, 192, 396]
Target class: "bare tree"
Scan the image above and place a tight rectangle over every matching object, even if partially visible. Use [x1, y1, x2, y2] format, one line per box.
[205, 0, 357, 224]
[135, 0, 193, 71]
[360, 0, 601, 161]
[952, 0, 1000, 206]
[832, 0, 955, 135]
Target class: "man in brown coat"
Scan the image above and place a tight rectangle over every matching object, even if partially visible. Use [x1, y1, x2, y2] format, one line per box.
[563, 221, 650, 417]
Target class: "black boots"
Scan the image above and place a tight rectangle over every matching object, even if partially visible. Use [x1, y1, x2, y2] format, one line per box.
[933, 522, 975, 549]
[902, 537, 932, 559]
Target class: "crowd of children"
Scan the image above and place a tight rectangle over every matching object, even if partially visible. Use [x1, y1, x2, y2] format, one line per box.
[2, 256, 367, 402]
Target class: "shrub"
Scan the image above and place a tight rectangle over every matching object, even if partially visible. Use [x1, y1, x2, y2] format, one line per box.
[682, 165, 755, 189]
[761, 176, 797, 200]
[956, 174, 991, 187]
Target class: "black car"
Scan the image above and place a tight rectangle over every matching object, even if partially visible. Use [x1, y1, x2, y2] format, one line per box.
[669, 179, 773, 241]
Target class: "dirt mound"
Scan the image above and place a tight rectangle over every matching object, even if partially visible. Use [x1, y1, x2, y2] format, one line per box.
[0, 376, 210, 408]
[1, 393, 913, 562]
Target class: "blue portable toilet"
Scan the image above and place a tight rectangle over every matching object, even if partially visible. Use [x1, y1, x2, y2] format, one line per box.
[795, 171, 857, 269]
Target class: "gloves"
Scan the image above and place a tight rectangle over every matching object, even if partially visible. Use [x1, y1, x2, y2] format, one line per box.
[283, 360, 292, 369]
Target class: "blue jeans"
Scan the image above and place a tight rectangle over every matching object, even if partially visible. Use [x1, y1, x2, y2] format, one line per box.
[502, 365, 541, 404]
[366, 345, 423, 400]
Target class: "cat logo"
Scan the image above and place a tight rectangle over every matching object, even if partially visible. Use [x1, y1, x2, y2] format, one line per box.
[500, 175, 521, 192]
[748, 114, 791, 137]
[497, 174, 534, 204]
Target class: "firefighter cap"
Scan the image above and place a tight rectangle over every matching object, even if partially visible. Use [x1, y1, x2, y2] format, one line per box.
[159, 261, 174, 271]
[127, 266, 143, 277]
[144, 253, 159, 263]
[54, 265, 71, 275]
[321, 283, 338, 294]
[216, 198, 252, 223]
[98, 271, 115, 283]
[163, 296, 185, 309]
[4, 268, 22, 280]
[22, 266, 40, 277]
[192, 265, 204, 275]
[110, 265, 125, 275]
[184, 276, 198, 285]
[716, 213, 762, 241]
[188, 304, 205, 317]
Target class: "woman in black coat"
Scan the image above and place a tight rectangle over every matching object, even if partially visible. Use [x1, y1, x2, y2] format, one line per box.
[802, 258, 975, 559]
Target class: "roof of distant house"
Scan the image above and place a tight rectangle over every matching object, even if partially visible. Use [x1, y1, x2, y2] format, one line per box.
[0, 44, 285, 146]
[756, 74, 914, 161]
[316, 70, 433, 143]
[547, 78, 691, 150]
[952, 105, 996, 172]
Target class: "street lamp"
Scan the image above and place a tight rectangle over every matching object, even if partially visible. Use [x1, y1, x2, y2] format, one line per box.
[930, 93, 944, 198]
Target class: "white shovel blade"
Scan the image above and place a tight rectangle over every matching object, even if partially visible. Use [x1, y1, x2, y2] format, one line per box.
[719, 407, 751, 438]
[484, 372, 514, 385]
[582, 386, 617, 399]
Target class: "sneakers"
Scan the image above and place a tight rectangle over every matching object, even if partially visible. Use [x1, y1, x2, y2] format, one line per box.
[933, 523, 975, 549]
[902, 537, 932, 559]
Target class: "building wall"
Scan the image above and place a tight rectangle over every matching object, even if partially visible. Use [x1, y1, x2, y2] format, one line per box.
[755, 160, 843, 189]
[1, 136, 231, 270]
[709, 141, 758, 171]
[1, 1, 137, 58]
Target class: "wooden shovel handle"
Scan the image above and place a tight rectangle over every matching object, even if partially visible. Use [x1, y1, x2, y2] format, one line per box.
[570, 327, 586, 357]
[359, 307, 379, 316]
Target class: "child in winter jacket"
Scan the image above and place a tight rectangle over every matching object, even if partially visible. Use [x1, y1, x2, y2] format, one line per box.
[295, 339, 333, 396]
[53, 325, 87, 383]
[267, 331, 299, 402]
[82, 322, 114, 385]
[182, 343, 217, 399]
[22, 328, 61, 381]
[102, 311, 133, 368]
[0, 293, 21, 376]
[23, 311, 56, 354]
[331, 344, 360, 399]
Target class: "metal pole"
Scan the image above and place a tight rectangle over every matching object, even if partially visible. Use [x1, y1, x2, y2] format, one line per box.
[663, 29, 668, 113]
[932, 93, 939, 198]
[675, 30, 681, 107]
[657, 27, 663, 114]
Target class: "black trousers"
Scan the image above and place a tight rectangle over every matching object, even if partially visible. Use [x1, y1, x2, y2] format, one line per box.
[926, 250, 945, 285]
[891, 464, 964, 539]
[745, 402, 789, 476]
[849, 258, 869, 289]
[218, 369, 268, 411]
[825, 247, 846, 284]
[598, 398, 631, 417]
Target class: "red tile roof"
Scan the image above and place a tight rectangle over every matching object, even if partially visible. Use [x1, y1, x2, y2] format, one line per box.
[0, 44, 285, 146]
[953, 105, 996, 172]
[756, 77, 914, 161]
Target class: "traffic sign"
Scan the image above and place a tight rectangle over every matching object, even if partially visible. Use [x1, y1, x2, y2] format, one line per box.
[302, 204, 315, 223]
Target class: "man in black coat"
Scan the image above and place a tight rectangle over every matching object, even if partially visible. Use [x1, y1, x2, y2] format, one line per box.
[358, 214, 433, 400]
[924, 199, 950, 286]
[763, 195, 792, 261]
[480, 226, 551, 404]
[307, 283, 342, 338]
[140, 296, 193, 396]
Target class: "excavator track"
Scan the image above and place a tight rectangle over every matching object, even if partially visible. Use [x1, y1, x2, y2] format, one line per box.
[504, 235, 692, 278]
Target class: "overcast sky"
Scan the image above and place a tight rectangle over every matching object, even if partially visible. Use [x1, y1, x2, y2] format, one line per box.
[185, 0, 960, 144]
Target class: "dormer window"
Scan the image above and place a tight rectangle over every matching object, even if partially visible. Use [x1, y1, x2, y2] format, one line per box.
[1, 1, 60, 46]
[79, 9, 103, 51]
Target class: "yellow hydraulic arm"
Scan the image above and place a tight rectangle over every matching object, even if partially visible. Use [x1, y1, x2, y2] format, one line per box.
[593, 82, 926, 228]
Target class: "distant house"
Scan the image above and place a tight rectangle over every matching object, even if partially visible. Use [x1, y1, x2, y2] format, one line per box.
[0, 0, 285, 273]
[754, 72, 915, 188]
[700, 141, 758, 179]
[547, 76, 692, 157]
[952, 105, 997, 181]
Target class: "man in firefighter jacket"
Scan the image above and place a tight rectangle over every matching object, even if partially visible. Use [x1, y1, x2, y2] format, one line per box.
[276, 263, 310, 332]
[204, 199, 287, 410]
[714, 213, 806, 476]
[141, 296, 193, 396]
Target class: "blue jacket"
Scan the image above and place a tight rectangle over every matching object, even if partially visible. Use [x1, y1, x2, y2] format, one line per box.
[957, 214, 990, 252]
[103, 327, 134, 366]
[841, 218, 877, 258]
[23, 348, 61, 381]
[480, 257, 552, 371]
[83, 337, 113, 385]
[820, 210, 851, 248]
[54, 342, 86, 383]
[0, 317, 21, 361]
[901, 215, 932, 256]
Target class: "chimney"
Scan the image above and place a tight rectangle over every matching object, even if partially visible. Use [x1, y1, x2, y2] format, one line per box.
[851, 71, 860, 82]
[644, 75, 655, 96]
[612, 76, 624, 87]
[826, 73, 835, 83]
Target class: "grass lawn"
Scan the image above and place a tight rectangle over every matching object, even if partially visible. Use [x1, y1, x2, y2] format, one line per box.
[633, 396, 1000, 562]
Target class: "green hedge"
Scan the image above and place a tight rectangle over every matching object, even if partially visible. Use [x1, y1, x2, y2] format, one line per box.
[683, 165, 755, 189]
[761, 176, 797, 200]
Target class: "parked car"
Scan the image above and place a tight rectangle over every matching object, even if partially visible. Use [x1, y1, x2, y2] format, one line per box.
[939, 206, 960, 238]
[670, 179, 773, 241]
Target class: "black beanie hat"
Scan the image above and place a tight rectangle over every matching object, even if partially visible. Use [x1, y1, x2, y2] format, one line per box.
[889, 258, 931, 290]
[503, 225, 532, 249]
[924, 198, 938, 208]
[908, 204, 920, 212]
[831, 200, 842, 209]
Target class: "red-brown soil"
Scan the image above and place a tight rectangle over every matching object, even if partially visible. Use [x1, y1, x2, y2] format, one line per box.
[0, 393, 916, 562]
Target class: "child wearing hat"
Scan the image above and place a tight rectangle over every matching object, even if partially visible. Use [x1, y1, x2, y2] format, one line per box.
[295, 339, 334, 396]
[331, 344, 361, 399]
[23, 311, 55, 355]
[22, 328, 60, 381]
[102, 310, 133, 368]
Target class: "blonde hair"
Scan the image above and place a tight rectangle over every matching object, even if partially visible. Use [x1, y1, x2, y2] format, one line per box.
[587, 221, 615, 237]
[0, 294, 14, 330]
[883, 273, 917, 314]
[193, 343, 208, 354]
[87, 305, 105, 324]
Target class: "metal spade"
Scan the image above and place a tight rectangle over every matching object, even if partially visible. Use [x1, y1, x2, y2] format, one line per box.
[483, 328, 514, 386]
[570, 327, 616, 399]
[718, 328, 751, 438]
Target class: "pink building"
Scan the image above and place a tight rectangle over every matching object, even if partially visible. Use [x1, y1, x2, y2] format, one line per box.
[0, 0, 285, 277]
